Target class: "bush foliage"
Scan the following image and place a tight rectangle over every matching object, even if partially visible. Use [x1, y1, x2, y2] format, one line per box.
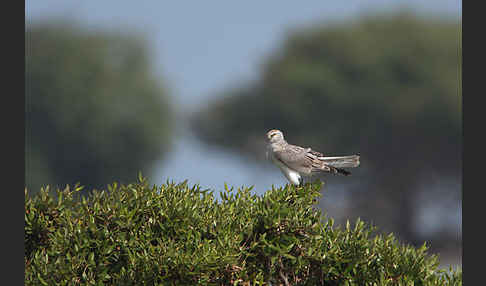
[25, 176, 461, 285]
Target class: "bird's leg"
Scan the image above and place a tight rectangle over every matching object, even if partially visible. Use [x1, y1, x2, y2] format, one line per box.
[298, 177, 304, 187]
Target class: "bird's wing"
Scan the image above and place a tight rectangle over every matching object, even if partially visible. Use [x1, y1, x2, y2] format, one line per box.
[305, 150, 356, 175]
[291, 147, 354, 175]
[273, 144, 355, 176]
[305, 149, 334, 171]
[273, 144, 314, 174]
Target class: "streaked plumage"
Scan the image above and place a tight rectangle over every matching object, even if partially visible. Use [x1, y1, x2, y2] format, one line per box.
[266, 129, 360, 186]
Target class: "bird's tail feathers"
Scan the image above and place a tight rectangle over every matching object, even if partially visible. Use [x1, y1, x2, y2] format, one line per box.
[329, 166, 351, 176]
[319, 155, 360, 168]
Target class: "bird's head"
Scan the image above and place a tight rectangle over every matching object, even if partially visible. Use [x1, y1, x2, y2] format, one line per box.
[266, 129, 285, 143]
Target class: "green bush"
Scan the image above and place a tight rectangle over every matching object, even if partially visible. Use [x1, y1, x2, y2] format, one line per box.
[25, 176, 461, 285]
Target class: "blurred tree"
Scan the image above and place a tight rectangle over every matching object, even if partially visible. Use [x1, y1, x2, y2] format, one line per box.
[25, 21, 173, 192]
[191, 12, 461, 252]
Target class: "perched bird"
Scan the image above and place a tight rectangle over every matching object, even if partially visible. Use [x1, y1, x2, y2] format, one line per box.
[266, 129, 360, 186]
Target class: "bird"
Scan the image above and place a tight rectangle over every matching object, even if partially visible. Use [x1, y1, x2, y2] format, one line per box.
[266, 129, 360, 186]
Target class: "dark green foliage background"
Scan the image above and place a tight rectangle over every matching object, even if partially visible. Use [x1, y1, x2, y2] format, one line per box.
[25, 22, 173, 192]
[25, 177, 461, 285]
